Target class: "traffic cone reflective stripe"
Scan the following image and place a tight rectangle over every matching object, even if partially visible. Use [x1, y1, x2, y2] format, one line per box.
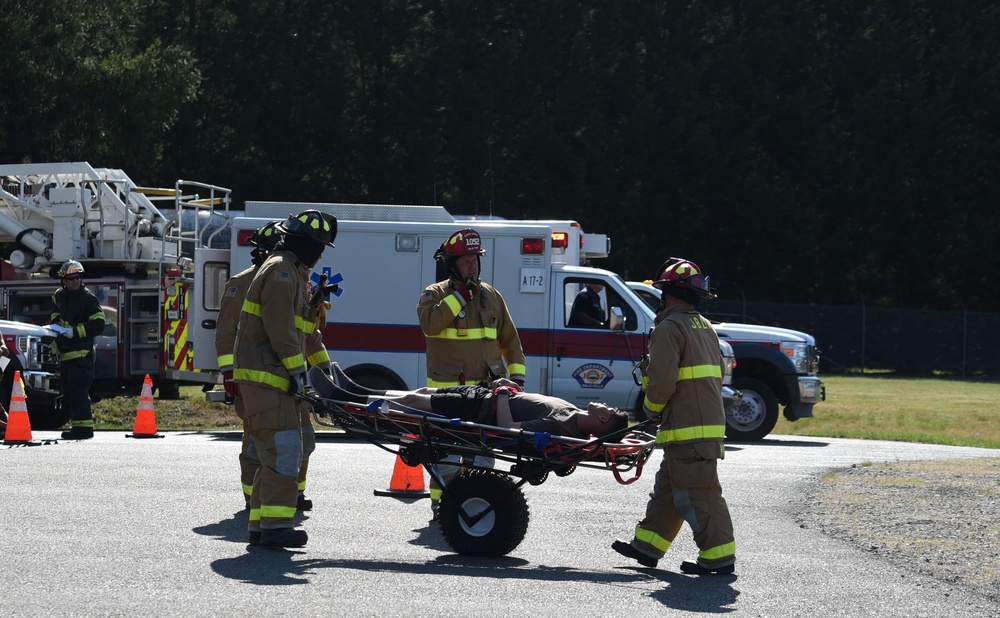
[374, 435, 429, 498]
[126, 375, 164, 439]
[4, 371, 35, 445]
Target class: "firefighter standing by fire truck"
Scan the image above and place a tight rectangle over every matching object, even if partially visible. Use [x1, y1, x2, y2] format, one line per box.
[416, 228, 526, 514]
[50, 260, 106, 441]
[215, 221, 283, 510]
[611, 258, 736, 575]
[233, 210, 336, 548]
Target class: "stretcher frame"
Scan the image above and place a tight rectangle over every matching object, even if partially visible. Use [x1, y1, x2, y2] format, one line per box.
[298, 381, 658, 557]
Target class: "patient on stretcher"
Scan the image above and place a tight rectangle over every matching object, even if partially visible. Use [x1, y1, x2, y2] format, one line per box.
[309, 365, 629, 440]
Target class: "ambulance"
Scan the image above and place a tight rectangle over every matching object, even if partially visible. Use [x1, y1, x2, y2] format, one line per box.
[203, 203, 734, 418]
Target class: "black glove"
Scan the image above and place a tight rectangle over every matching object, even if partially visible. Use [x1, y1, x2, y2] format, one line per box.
[288, 372, 308, 395]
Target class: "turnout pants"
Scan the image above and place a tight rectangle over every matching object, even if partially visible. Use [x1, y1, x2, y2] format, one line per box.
[233, 394, 261, 503]
[243, 384, 304, 531]
[61, 355, 95, 429]
[632, 440, 736, 568]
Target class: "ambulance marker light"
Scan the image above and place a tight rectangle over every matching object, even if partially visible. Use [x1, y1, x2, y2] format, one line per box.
[237, 229, 255, 246]
[551, 232, 569, 251]
[521, 238, 545, 255]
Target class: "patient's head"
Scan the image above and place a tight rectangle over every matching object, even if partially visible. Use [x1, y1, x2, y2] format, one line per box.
[578, 402, 630, 437]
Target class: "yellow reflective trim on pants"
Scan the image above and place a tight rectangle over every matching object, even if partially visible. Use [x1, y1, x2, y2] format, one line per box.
[635, 526, 671, 553]
[233, 368, 291, 391]
[699, 541, 736, 561]
[261, 504, 298, 519]
[60, 350, 90, 361]
[427, 378, 461, 388]
[656, 425, 727, 444]
[426, 327, 498, 340]
[429, 487, 443, 501]
[677, 364, 722, 380]
[249, 507, 261, 523]
[242, 483, 253, 497]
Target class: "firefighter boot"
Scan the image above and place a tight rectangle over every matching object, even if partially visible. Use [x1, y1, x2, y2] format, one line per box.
[260, 528, 308, 548]
[61, 426, 95, 440]
[297, 493, 313, 511]
[680, 560, 735, 575]
[612, 540, 659, 568]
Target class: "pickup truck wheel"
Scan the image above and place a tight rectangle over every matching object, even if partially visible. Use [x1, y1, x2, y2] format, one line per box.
[727, 378, 778, 441]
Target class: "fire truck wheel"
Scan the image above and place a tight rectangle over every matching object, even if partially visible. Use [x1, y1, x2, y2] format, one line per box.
[437, 470, 529, 557]
[157, 381, 181, 400]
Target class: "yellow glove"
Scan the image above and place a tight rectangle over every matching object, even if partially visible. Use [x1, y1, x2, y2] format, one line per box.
[315, 300, 332, 333]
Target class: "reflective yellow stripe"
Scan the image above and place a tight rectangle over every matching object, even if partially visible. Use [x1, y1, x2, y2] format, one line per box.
[217, 353, 233, 368]
[635, 526, 671, 552]
[60, 350, 90, 361]
[89, 310, 105, 321]
[307, 349, 330, 366]
[281, 353, 306, 372]
[243, 299, 262, 316]
[72, 419, 95, 429]
[249, 507, 261, 523]
[294, 315, 314, 334]
[426, 327, 498, 340]
[677, 364, 722, 380]
[298, 480, 307, 492]
[242, 483, 253, 497]
[233, 368, 291, 391]
[699, 541, 736, 561]
[427, 378, 461, 388]
[507, 363, 526, 378]
[429, 487, 443, 501]
[644, 396, 666, 412]
[656, 425, 727, 444]
[443, 294, 462, 314]
[261, 505, 297, 519]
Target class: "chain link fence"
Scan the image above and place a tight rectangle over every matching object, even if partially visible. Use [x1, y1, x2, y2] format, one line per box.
[701, 300, 1000, 379]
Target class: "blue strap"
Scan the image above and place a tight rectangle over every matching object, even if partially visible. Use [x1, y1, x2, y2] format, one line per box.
[533, 432, 551, 450]
[367, 399, 384, 412]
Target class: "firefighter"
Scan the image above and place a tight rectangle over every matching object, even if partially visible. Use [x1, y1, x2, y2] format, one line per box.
[233, 210, 336, 548]
[49, 260, 106, 440]
[612, 258, 736, 575]
[416, 228, 526, 515]
[215, 220, 283, 510]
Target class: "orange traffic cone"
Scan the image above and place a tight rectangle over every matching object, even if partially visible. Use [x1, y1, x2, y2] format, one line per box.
[126, 375, 164, 439]
[374, 436, 429, 498]
[4, 371, 35, 445]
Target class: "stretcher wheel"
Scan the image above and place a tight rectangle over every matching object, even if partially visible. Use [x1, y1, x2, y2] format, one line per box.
[438, 470, 529, 557]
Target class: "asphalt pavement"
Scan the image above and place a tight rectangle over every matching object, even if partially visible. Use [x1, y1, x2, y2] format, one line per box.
[2, 429, 997, 617]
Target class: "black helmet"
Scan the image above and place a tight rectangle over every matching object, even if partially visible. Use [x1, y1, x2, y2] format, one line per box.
[277, 210, 337, 247]
[58, 260, 85, 278]
[249, 220, 282, 252]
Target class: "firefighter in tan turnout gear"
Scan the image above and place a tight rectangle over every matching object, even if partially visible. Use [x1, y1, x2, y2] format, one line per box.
[234, 210, 336, 548]
[416, 228, 526, 514]
[215, 221, 281, 510]
[612, 258, 736, 575]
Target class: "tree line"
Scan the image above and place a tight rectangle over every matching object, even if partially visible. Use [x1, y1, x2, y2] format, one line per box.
[2, 0, 998, 311]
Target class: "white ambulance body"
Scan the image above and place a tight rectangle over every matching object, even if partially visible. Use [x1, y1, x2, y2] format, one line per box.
[208, 204, 657, 414]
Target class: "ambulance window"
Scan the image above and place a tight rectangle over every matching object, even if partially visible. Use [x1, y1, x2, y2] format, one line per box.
[203, 261, 229, 311]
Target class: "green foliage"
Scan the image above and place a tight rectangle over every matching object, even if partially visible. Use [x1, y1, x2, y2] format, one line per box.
[2, 1, 998, 310]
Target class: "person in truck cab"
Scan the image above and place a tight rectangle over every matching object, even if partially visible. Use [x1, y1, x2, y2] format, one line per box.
[416, 227, 527, 515]
[569, 282, 607, 328]
[612, 257, 736, 576]
[49, 260, 106, 441]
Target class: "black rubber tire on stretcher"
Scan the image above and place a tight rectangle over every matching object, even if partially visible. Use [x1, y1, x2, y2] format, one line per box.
[437, 470, 530, 557]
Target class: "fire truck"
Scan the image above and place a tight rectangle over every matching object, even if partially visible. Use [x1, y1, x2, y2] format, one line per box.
[0, 162, 231, 427]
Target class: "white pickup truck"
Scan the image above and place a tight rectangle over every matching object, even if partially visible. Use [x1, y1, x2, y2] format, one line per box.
[0, 319, 63, 429]
[628, 282, 825, 441]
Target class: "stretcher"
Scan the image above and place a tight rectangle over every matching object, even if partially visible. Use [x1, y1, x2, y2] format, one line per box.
[301, 366, 658, 557]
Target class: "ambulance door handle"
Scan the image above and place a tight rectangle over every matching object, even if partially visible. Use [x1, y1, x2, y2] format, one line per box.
[201, 319, 217, 329]
[556, 347, 564, 361]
